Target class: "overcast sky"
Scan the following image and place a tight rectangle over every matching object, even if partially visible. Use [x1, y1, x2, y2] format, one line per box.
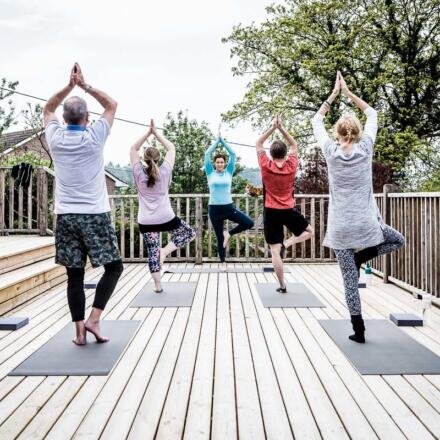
[1, 0, 271, 167]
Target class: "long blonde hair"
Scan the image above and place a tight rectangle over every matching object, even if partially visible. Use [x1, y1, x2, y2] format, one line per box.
[141, 146, 160, 187]
[334, 114, 363, 144]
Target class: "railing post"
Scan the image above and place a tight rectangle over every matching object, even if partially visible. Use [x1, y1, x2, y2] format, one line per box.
[37, 168, 48, 236]
[0, 169, 5, 234]
[195, 196, 204, 264]
[382, 184, 398, 283]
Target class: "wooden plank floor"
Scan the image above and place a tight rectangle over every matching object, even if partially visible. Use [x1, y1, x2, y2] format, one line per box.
[0, 263, 440, 439]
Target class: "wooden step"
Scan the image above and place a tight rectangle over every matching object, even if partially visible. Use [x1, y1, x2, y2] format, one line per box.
[0, 258, 66, 315]
[0, 236, 55, 275]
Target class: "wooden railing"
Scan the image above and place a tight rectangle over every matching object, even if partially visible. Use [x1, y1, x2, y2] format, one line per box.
[109, 194, 335, 264]
[0, 166, 55, 235]
[1, 171, 439, 298]
[371, 189, 440, 298]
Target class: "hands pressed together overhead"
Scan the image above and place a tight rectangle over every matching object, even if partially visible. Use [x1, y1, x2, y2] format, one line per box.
[69, 63, 86, 90]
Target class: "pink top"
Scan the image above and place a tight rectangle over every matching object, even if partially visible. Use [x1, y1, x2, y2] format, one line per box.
[133, 161, 175, 225]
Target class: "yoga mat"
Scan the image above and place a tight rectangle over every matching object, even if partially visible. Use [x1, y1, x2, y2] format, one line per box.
[130, 282, 197, 307]
[255, 283, 326, 308]
[0, 317, 29, 331]
[319, 319, 440, 375]
[164, 267, 273, 274]
[9, 320, 140, 376]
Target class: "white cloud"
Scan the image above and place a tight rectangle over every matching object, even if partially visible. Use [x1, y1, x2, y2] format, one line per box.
[0, 0, 269, 168]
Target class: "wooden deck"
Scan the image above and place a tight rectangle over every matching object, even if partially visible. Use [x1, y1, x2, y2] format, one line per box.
[0, 263, 440, 439]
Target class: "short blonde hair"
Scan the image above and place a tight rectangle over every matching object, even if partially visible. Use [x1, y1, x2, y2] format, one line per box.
[334, 114, 363, 143]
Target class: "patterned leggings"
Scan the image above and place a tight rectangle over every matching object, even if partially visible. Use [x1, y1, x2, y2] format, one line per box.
[143, 221, 195, 273]
[334, 224, 405, 316]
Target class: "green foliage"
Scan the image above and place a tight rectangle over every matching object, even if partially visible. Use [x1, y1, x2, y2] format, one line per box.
[222, 0, 440, 176]
[0, 78, 18, 139]
[0, 152, 51, 167]
[161, 111, 248, 194]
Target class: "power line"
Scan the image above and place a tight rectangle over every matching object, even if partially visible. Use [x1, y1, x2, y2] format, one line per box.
[0, 86, 264, 150]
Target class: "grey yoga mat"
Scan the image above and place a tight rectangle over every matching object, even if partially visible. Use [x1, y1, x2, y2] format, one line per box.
[255, 283, 326, 308]
[164, 267, 274, 273]
[9, 320, 141, 376]
[130, 282, 197, 307]
[319, 319, 440, 375]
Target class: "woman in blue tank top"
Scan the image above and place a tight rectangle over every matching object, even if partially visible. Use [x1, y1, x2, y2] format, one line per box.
[205, 137, 254, 270]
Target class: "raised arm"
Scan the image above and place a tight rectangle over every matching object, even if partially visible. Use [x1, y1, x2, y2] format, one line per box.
[204, 138, 220, 175]
[74, 63, 118, 127]
[340, 72, 378, 142]
[150, 120, 176, 168]
[256, 119, 277, 156]
[130, 127, 152, 168]
[277, 116, 298, 156]
[218, 138, 236, 174]
[313, 72, 341, 148]
[43, 66, 76, 126]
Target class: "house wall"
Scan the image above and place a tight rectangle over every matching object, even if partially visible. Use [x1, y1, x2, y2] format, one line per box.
[3, 136, 117, 195]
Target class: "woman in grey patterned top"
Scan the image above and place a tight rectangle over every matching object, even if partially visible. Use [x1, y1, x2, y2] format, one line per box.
[312, 72, 404, 343]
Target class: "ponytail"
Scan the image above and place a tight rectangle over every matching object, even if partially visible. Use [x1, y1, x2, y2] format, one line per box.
[141, 146, 161, 187]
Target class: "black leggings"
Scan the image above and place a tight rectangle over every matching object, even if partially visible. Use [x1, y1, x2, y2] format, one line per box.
[208, 203, 254, 262]
[66, 259, 124, 322]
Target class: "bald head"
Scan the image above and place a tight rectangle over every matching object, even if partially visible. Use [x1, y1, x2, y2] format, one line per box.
[63, 96, 88, 125]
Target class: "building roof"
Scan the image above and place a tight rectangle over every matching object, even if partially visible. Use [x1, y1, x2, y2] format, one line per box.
[105, 166, 133, 186]
[0, 129, 39, 153]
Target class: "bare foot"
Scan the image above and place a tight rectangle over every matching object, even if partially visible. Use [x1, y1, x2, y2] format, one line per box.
[85, 319, 109, 343]
[220, 262, 227, 272]
[223, 231, 231, 248]
[154, 285, 163, 293]
[72, 335, 86, 345]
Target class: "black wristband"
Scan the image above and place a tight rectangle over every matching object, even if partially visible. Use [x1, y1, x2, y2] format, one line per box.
[325, 100, 331, 107]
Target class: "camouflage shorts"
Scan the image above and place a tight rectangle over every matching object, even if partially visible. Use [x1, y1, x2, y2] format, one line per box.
[55, 213, 121, 268]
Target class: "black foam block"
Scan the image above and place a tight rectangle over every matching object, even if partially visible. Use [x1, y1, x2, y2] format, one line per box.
[0, 317, 29, 330]
[390, 313, 423, 327]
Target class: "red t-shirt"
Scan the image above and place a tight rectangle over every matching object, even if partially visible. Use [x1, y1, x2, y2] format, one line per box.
[258, 152, 298, 209]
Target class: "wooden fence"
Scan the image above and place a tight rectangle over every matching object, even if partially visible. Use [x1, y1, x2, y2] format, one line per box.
[0, 166, 439, 298]
[0, 166, 55, 235]
[108, 194, 335, 264]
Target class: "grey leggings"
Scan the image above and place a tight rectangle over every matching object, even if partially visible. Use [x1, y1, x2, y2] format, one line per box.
[334, 224, 405, 316]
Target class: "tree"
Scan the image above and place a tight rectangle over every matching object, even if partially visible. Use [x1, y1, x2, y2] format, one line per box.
[162, 111, 247, 194]
[296, 148, 398, 194]
[0, 78, 18, 139]
[222, 0, 440, 175]
[21, 103, 53, 167]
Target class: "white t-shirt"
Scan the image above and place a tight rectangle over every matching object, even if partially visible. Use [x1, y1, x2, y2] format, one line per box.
[45, 119, 111, 214]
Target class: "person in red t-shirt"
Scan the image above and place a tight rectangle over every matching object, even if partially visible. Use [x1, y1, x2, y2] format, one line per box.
[256, 115, 314, 292]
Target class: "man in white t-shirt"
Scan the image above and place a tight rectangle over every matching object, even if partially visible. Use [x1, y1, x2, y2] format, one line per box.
[43, 63, 123, 346]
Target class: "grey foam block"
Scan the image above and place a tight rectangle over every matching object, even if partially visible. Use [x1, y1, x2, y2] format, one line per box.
[9, 320, 140, 376]
[255, 283, 326, 308]
[319, 319, 440, 375]
[358, 283, 367, 288]
[0, 317, 29, 331]
[390, 313, 423, 327]
[130, 282, 197, 307]
[84, 283, 97, 289]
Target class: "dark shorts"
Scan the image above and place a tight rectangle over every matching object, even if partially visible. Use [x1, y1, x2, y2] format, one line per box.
[263, 207, 309, 245]
[138, 216, 182, 233]
[55, 213, 121, 268]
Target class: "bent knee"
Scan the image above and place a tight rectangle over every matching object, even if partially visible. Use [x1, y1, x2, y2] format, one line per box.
[105, 259, 124, 276]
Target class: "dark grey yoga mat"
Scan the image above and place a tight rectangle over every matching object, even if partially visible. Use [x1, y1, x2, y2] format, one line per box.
[319, 319, 440, 375]
[255, 283, 326, 308]
[164, 267, 274, 274]
[9, 320, 141, 376]
[130, 282, 197, 307]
